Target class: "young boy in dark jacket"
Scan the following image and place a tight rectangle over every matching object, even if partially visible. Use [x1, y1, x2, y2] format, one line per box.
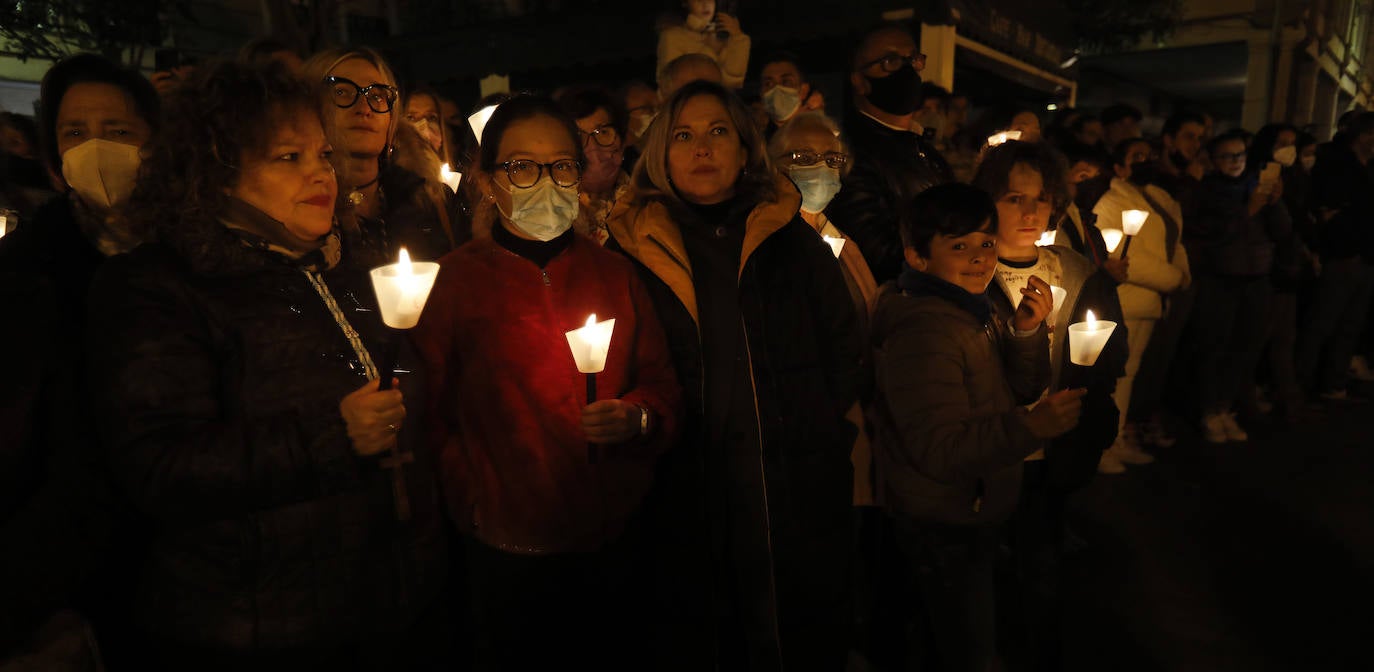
[871, 183, 1085, 671]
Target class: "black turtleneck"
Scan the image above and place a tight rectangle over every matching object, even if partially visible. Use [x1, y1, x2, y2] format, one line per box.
[492, 219, 574, 268]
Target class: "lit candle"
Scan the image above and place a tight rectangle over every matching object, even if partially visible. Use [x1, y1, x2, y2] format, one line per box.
[439, 163, 463, 192]
[986, 130, 1023, 147]
[1101, 229, 1124, 254]
[1035, 230, 1057, 247]
[566, 314, 617, 464]
[1121, 210, 1148, 237]
[0, 210, 10, 240]
[468, 104, 499, 144]
[371, 248, 440, 330]
[1068, 309, 1117, 366]
[822, 235, 846, 258]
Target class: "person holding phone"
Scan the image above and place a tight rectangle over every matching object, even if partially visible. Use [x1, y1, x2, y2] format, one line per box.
[1184, 129, 1290, 443]
[656, 0, 751, 90]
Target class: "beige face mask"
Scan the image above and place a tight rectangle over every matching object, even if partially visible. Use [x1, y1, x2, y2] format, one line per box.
[61, 139, 142, 211]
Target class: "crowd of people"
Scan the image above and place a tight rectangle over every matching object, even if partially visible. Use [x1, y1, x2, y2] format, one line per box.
[2, 2, 1371, 670]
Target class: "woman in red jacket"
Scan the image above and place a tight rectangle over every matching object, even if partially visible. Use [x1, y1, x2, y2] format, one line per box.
[411, 95, 680, 670]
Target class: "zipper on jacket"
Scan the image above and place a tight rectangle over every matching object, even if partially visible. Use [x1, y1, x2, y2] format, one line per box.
[541, 269, 551, 286]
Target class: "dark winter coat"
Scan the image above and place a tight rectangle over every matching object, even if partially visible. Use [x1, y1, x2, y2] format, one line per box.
[1185, 172, 1287, 277]
[347, 163, 471, 267]
[0, 195, 117, 654]
[85, 205, 446, 654]
[871, 274, 1050, 526]
[987, 247, 1129, 493]
[607, 173, 864, 671]
[1306, 144, 1374, 263]
[826, 112, 953, 284]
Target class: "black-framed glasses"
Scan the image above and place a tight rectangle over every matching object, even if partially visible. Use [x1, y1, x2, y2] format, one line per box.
[499, 159, 583, 189]
[861, 52, 927, 73]
[787, 150, 849, 169]
[579, 125, 621, 148]
[324, 76, 398, 113]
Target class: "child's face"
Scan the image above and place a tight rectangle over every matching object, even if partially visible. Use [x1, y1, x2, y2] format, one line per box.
[995, 162, 1052, 251]
[906, 221, 998, 294]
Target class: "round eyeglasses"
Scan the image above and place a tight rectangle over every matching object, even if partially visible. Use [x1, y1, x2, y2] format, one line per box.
[861, 52, 927, 73]
[579, 125, 621, 148]
[786, 150, 849, 169]
[324, 76, 398, 114]
[499, 159, 583, 189]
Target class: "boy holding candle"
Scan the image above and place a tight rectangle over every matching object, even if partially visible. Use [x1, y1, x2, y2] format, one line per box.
[870, 182, 1085, 670]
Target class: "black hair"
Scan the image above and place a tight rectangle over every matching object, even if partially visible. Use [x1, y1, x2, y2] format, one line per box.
[1248, 122, 1299, 169]
[971, 140, 1071, 230]
[1161, 111, 1207, 139]
[1060, 140, 1107, 169]
[1344, 111, 1374, 144]
[852, 24, 915, 71]
[237, 36, 301, 67]
[1111, 137, 1151, 167]
[1337, 109, 1359, 131]
[477, 95, 586, 172]
[1205, 128, 1249, 157]
[1295, 130, 1318, 153]
[1069, 114, 1099, 134]
[38, 53, 160, 173]
[0, 112, 41, 153]
[901, 182, 997, 257]
[555, 84, 628, 138]
[920, 82, 951, 102]
[760, 51, 806, 79]
[1100, 103, 1142, 126]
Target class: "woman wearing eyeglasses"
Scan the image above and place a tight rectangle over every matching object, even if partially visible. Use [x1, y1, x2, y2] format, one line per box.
[606, 80, 862, 670]
[301, 48, 468, 265]
[410, 96, 680, 670]
[556, 85, 631, 245]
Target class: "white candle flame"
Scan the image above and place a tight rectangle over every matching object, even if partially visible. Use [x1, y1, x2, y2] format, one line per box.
[1086, 309, 1097, 327]
[586, 313, 597, 328]
[397, 247, 413, 276]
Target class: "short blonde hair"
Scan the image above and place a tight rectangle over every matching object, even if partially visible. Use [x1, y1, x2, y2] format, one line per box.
[300, 47, 401, 178]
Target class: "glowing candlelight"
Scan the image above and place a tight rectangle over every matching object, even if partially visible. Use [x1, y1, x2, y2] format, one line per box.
[1035, 230, 1057, 247]
[468, 104, 499, 144]
[1068, 309, 1117, 366]
[1101, 229, 1124, 254]
[439, 163, 463, 192]
[987, 130, 1023, 147]
[565, 314, 616, 375]
[1121, 210, 1148, 237]
[822, 235, 846, 258]
[370, 247, 440, 330]
[0, 210, 10, 239]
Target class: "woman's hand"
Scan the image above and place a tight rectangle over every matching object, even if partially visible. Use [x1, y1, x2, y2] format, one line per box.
[1102, 257, 1130, 284]
[582, 400, 643, 445]
[714, 12, 741, 36]
[340, 379, 406, 456]
[1013, 275, 1054, 333]
[1023, 388, 1087, 439]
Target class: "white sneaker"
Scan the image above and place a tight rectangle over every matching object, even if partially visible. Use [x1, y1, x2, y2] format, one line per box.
[1220, 412, 1249, 442]
[1202, 413, 1228, 444]
[1097, 450, 1127, 474]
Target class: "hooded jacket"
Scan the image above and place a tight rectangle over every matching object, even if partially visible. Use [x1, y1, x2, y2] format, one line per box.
[1094, 177, 1192, 319]
[607, 172, 863, 670]
[85, 201, 446, 653]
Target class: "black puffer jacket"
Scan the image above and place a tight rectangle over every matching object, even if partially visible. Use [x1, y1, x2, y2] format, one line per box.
[85, 208, 446, 653]
[826, 112, 952, 284]
[1184, 172, 1287, 277]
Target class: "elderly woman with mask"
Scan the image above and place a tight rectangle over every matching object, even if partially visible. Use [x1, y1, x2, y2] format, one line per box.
[85, 60, 447, 669]
[0, 54, 158, 663]
[302, 47, 468, 264]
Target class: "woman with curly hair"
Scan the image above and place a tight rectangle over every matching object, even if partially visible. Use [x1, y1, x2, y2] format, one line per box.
[301, 47, 468, 264]
[85, 60, 449, 670]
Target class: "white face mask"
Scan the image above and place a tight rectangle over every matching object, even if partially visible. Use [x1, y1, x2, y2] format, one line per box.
[412, 118, 443, 153]
[1273, 145, 1297, 167]
[1301, 155, 1316, 172]
[62, 139, 141, 211]
[496, 176, 579, 241]
[762, 86, 802, 123]
[789, 164, 842, 214]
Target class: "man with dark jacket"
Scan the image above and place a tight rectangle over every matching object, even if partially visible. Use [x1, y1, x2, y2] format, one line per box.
[1297, 112, 1374, 399]
[826, 25, 952, 284]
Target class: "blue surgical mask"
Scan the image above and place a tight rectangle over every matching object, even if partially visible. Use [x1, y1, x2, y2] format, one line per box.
[762, 86, 802, 123]
[789, 164, 841, 214]
[496, 177, 580, 241]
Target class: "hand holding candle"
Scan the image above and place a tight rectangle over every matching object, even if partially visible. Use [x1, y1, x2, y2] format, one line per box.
[1068, 309, 1117, 366]
[1013, 276, 1054, 332]
[566, 314, 617, 462]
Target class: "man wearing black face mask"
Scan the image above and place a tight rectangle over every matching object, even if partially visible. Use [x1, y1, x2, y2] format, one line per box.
[1152, 111, 1208, 211]
[826, 25, 952, 284]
